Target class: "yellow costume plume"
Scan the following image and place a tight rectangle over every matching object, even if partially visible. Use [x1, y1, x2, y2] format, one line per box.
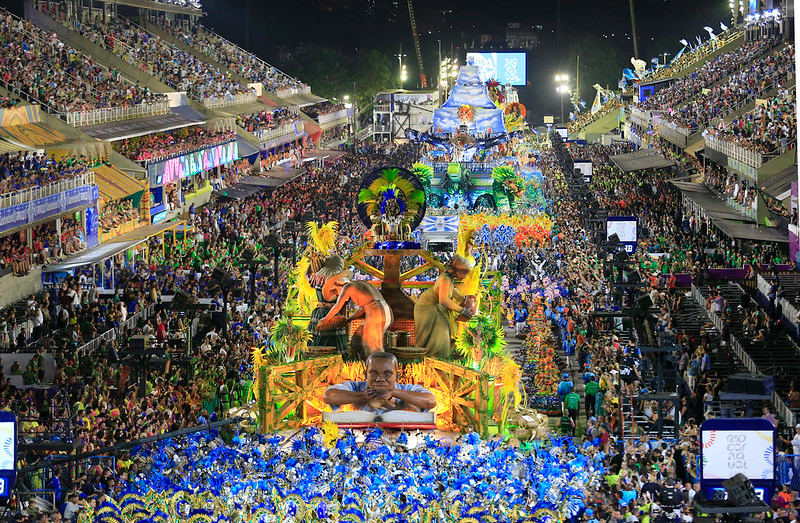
[456, 224, 481, 306]
[292, 257, 316, 315]
[306, 221, 339, 255]
[321, 420, 340, 448]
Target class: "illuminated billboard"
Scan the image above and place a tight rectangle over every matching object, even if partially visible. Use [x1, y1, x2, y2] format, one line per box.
[466, 52, 527, 85]
[606, 216, 638, 253]
[148, 141, 239, 186]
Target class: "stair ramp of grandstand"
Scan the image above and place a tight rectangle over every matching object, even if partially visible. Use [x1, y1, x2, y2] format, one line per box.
[140, 16, 310, 102]
[698, 282, 800, 397]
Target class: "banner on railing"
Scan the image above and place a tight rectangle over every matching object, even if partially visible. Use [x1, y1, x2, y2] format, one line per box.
[0, 184, 98, 236]
[148, 142, 239, 186]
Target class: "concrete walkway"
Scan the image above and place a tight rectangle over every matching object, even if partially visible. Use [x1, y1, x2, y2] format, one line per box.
[504, 326, 589, 435]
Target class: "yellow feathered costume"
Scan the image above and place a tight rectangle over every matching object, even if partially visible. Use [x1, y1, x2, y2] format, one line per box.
[454, 226, 482, 339]
[291, 221, 339, 315]
[455, 226, 481, 302]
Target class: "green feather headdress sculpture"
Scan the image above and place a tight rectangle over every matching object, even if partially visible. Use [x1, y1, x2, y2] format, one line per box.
[357, 167, 425, 222]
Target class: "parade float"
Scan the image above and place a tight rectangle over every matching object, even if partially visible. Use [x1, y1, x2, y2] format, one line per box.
[244, 165, 552, 442]
[405, 60, 530, 211]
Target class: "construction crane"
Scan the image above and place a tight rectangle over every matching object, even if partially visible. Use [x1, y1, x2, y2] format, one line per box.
[407, 0, 427, 88]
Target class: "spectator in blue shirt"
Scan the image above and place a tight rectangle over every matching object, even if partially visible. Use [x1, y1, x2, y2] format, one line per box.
[513, 303, 528, 336]
[557, 373, 574, 413]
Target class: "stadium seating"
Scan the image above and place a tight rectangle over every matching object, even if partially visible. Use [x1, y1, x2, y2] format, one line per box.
[155, 20, 309, 96]
[660, 44, 794, 132]
[0, 9, 168, 117]
[699, 282, 800, 397]
[638, 39, 782, 114]
[39, 9, 254, 105]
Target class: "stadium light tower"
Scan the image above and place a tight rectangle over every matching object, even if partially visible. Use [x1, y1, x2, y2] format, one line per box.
[401, 64, 408, 90]
[555, 74, 570, 124]
[395, 46, 407, 89]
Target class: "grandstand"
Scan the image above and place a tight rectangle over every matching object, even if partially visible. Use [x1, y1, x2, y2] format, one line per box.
[619, 20, 796, 244]
[0, 0, 335, 310]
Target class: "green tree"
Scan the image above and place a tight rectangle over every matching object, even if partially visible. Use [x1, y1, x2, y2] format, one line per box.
[284, 45, 350, 98]
[281, 45, 393, 110]
[350, 49, 393, 109]
[568, 36, 623, 109]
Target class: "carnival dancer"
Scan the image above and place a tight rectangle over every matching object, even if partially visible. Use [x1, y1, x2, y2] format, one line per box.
[414, 254, 475, 358]
[307, 255, 350, 353]
[317, 274, 393, 359]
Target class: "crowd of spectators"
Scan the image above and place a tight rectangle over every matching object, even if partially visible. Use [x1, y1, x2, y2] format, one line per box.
[0, 95, 23, 109]
[638, 38, 780, 112]
[0, 144, 424, 515]
[661, 44, 795, 131]
[112, 127, 235, 164]
[235, 107, 300, 137]
[0, 10, 168, 114]
[38, 7, 254, 103]
[567, 100, 621, 133]
[2, 128, 800, 521]
[319, 125, 348, 145]
[302, 101, 347, 120]
[702, 163, 758, 212]
[704, 86, 796, 154]
[99, 198, 142, 233]
[0, 216, 84, 278]
[511, 135, 800, 521]
[253, 143, 304, 172]
[646, 28, 742, 83]
[0, 152, 99, 197]
[152, 18, 308, 94]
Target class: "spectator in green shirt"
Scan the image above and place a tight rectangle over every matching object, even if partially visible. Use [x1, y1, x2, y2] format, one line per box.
[22, 363, 36, 385]
[565, 390, 580, 430]
[585, 376, 599, 417]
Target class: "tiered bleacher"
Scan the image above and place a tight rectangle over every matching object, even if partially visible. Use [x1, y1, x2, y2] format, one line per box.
[646, 27, 744, 82]
[704, 86, 796, 154]
[702, 162, 758, 212]
[698, 282, 800, 402]
[302, 101, 347, 120]
[154, 19, 310, 97]
[39, 5, 255, 107]
[660, 44, 794, 132]
[638, 38, 781, 115]
[235, 107, 302, 140]
[0, 9, 169, 122]
[567, 99, 621, 133]
[111, 127, 235, 164]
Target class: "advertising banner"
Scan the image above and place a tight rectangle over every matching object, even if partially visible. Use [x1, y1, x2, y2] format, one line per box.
[0, 204, 30, 233]
[85, 205, 99, 249]
[0, 184, 98, 236]
[148, 141, 239, 186]
[31, 194, 61, 223]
